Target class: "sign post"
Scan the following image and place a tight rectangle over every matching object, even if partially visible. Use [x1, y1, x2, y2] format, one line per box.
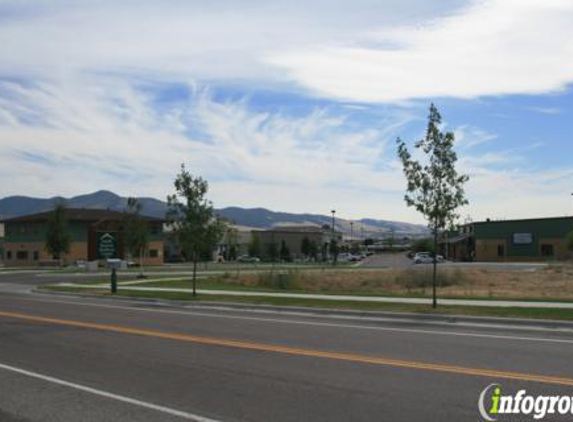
[97, 232, 119, 294]
[111, 268, 117, 294]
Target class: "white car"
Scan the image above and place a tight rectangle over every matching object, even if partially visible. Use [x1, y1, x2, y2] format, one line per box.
[413, 252, 444, 264]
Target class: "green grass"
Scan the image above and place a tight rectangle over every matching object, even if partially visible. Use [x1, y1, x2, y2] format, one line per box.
[37, 285, 573, 322]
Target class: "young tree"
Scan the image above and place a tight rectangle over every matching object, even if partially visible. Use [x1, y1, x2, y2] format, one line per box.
[329, 239, 339, 265]
[45, 202, 71, 264]
[267, 242, 279, 262]
[167, 164, 226, 296]
[122, 197, 149, 278]
[396, 104, 469, 308]
[308, 240, 319, 261]
[301, 237, 311, 260]
[224, 226, 239, 260]
[566, 231, 573, 258]
[280, 240, 290, 262]
[248, 233, 262, 258]
[386, 230, 396, 252]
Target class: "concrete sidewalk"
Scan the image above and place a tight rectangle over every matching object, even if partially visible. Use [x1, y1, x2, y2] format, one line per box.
[55, 283, 573, 309]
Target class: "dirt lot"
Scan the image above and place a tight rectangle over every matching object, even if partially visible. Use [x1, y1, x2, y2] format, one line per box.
[218, 263, 573, 300]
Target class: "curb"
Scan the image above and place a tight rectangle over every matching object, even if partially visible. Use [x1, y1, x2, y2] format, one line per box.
[32, 288, 573, 331]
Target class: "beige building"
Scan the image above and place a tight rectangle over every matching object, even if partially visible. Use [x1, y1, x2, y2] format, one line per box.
[253, 225, 341, 260]
[1, 209, 165, 266]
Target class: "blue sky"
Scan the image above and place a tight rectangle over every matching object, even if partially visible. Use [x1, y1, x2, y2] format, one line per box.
[0, 0, 572, 224]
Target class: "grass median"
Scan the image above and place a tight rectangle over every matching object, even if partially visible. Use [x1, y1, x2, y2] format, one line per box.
[38, 284, 573, 322]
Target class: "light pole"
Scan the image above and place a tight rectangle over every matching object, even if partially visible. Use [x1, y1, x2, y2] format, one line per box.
[350, 221, 354, 244]
[331, 210, 336, 233]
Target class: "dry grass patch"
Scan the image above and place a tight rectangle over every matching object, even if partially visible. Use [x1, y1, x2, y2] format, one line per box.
[215, 264, 573, 300]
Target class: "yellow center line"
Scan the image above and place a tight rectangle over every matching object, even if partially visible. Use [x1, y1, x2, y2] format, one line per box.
[1, 309, 572, 386]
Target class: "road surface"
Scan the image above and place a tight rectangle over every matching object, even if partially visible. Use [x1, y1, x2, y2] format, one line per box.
[1, 272, 573, 421]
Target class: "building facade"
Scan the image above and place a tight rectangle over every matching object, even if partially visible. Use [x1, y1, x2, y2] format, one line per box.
[253, 226, 342, 260]
[1, 209, 165, 266]
[443, 217, 573, 262]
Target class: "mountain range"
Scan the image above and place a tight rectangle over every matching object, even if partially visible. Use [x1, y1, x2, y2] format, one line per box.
[0, 190, 428, 236]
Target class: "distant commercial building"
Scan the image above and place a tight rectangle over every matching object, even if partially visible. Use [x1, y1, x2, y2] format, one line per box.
[253, 226, 342, 260]
[443, 217, 573, 262]
[1, 209, 165, 266]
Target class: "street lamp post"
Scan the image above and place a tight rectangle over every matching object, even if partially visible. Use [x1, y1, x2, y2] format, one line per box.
[331, 210, 336, 233]
[350, 221, 354, 244]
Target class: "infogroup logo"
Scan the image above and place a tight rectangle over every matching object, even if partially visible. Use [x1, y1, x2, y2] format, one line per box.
[478, 383, 573, 421]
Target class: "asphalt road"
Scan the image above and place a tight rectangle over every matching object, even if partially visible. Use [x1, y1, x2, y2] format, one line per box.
[1, 272, 573, 421]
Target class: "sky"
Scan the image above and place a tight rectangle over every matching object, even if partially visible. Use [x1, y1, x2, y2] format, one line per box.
[0, 0, 572, 224]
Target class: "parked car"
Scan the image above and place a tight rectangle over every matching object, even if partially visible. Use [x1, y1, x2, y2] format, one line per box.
[237, 255, 261, 263]
[413, 252, 444, 264]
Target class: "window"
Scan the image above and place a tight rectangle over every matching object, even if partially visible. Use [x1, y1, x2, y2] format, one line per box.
[6, 251, 12, 260]
[33, 251, 39, 261]
[497, 245, 505, 257]
[149, 249, 159, 258]
[541, 244, 554, 257]
[16, 251, 28, 260]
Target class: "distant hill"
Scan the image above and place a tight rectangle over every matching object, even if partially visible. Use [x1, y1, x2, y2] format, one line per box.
[0, 190, 428, 236]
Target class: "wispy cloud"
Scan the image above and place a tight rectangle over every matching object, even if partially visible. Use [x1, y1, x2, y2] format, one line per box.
[269, 0, 573, 102]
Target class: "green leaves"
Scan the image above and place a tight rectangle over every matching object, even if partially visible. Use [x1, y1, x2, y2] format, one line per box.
[122, 197, 149, 260]
[396, 104, 469, 231]
[167, 164, 226, 261]
[45, 201, 71, 260]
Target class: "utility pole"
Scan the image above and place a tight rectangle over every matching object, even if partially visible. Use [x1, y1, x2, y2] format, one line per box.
[350, 221, 354, 244]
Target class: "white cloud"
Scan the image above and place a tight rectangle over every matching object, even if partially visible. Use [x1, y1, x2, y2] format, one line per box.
[0, 77, 420, 220]
[268, 0, 573, 102]
[454, 126, 498, 149]
[0, 0, 463, 88]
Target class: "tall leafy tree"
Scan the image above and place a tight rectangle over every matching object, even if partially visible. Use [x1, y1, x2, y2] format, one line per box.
[122, 197, 149, 278]
[396, 104, 469, 308]
[45, 202, 71, 263]
[167, 164, 226, 296]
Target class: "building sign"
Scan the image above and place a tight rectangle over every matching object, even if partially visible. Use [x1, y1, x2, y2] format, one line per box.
[512, 232, 533, 245]
[97, 232, 118, 259]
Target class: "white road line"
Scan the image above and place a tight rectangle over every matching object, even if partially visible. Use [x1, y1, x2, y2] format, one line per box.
[0, 362, 220, 422]
[7, 295, 573, 346]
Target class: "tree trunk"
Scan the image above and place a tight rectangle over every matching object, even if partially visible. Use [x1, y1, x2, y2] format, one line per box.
[432, 225, 438, 309]
[138, 249, 145, 279]
[192, 253, 197, 297]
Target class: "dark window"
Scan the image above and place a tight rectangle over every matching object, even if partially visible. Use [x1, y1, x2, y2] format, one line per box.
[541, 244, 554, 256]
[33, 251, 39, 261]
[16, 251, 28, 260]
[6, 251, 12, 260]
[149, 249, 159, 258]
[497, 245, 505, 257]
